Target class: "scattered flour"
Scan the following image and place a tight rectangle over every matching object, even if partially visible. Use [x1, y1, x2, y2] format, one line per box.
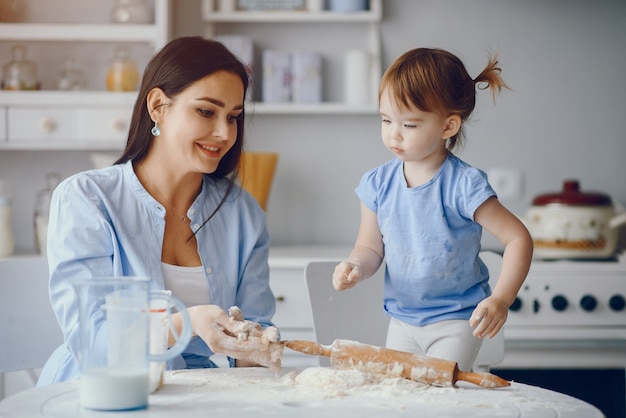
[283, 366, 435, 398]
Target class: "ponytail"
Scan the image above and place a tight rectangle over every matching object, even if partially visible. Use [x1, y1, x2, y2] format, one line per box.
[474, 53, 510, 104]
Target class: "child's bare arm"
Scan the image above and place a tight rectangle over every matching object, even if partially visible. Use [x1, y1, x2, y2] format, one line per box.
[333, 203, 385, 290]
[472, 196, 533, 338]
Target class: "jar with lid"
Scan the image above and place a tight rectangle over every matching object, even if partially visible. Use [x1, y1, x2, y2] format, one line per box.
[2, 45, 41, 91]
[106, 46, 140, 92]
[0, 179, 15, 257]
[34, 173, 62, 257]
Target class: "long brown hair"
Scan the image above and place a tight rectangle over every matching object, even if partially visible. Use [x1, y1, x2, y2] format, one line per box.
[115, 36, 250, 228]
[379, 48, 509, 151]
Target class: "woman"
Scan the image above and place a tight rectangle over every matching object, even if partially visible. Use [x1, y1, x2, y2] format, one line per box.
[38, 36, 281, 385]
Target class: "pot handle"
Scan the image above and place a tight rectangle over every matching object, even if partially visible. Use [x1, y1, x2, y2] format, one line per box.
[609, 212, 626, 229]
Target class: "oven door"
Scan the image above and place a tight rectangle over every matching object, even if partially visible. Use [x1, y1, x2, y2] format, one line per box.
[495, 331, 626, 418]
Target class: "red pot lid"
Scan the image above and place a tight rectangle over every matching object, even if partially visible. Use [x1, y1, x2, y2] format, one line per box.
[532, 180, 611, 206]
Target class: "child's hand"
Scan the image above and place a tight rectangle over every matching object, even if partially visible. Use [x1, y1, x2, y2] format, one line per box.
[469, 296, 509, 339]
[332, 260, 361, 290]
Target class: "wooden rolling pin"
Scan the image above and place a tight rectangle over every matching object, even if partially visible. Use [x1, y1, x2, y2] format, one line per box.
[284, 339, 510, 389]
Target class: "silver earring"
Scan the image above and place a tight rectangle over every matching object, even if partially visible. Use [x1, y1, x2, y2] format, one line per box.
[151, 121, 160, 136]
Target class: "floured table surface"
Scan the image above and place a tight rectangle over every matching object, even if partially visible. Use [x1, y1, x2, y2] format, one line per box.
[0, 367, 603, 417]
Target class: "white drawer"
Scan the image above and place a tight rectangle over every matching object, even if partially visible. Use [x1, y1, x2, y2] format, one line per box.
[9, 107, 78, 141]
[8, 106, 131, 143]
[270, 267, 314, 330]
[80, 107, 131, 141]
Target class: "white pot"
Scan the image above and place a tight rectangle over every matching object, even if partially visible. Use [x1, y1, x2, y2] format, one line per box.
[522, 180, 626, 260]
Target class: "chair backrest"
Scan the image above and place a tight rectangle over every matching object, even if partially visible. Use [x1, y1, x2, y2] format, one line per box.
[0, 256, 62, 373]
[304, 251, 505, 371]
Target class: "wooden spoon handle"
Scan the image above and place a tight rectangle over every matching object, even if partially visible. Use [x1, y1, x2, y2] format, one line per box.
[455, 370, 511, 388]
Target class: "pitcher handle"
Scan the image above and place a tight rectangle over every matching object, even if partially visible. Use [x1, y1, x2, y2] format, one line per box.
[149, 291, 192, 362]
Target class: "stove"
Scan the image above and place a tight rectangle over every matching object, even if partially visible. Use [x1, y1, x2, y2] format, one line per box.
[506, 253, 626, 335]
[495, 253, 626, 418]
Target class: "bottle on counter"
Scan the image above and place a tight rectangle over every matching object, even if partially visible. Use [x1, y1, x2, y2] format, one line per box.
[0, 179, 15, 257]
[106, 46, 139, 92]
[34, 173, 61, 257]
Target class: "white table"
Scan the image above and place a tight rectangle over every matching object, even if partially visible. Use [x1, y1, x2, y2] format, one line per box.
[0, 367, 604, 418]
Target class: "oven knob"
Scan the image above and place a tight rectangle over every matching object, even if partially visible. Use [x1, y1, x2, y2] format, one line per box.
[579, 294, 597, 312]
[609, 295, 625, 312]
[551, 295, 568, 311]
[509, 297, 522, 312]
[533, 299, 540, 313]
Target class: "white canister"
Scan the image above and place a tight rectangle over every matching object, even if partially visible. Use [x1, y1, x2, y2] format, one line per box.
[291, 51, 322, 103]
[306, 0, 324, 12]
[0, 180, 15, 257]
[262, 50, 292, 103]
[344, 49, 370, 104]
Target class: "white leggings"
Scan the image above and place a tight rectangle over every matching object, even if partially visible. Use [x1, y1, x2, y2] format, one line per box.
[385, 317, 482, 372]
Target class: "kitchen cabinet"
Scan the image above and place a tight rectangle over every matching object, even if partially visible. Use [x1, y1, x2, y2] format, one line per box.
[0, 0, 170, 150]
[201, 0, 382, 115]
[0, 92, 136, 150]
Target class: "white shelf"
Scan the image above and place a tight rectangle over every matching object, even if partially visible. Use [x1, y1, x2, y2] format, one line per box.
[0, 140, 123, 151]
[0, 91, 375, 114]
[202, 0, 382, 116]
[247, 102, 378, 115]
[202, 0, 381, 22]
[0, 0, 170, 48]
[202, 10, 381, 22]
[0, 91, 138, 106]
[0, 23, 160, 44]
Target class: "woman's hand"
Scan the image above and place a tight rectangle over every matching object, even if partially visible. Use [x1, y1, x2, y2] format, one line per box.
[469, 295, 509, 339]
[332, 260, 362, 290]
[186, 305, 283, 372]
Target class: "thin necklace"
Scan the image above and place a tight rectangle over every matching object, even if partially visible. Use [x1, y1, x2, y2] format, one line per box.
[140, 163, 187, 223]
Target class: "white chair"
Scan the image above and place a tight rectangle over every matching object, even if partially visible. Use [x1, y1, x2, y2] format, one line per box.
[0, 256, 62, 399]
[304, 251, 505, 372]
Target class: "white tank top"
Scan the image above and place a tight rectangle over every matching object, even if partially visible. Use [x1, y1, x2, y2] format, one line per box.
[161, 262, 211, 307]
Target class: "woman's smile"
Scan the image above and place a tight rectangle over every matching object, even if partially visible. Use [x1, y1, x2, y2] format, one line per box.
[197, 142, 223, 159]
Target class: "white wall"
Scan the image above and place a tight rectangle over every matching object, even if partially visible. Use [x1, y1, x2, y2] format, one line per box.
[1, 0, 625, 252]
[259, 0, 626, 248]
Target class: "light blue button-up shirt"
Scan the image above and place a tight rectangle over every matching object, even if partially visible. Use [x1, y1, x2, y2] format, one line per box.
[38, 161, 275, 385]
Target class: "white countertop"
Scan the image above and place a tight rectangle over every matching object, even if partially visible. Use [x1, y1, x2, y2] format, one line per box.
[0, 367, 604, 418]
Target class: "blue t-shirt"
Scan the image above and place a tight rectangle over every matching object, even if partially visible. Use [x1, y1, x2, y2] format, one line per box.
[356, 153, 496, 326]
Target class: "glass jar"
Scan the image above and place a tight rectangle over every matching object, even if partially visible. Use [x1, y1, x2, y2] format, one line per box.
[58, 55, 86, 91]
[106, 46, 140, 92]
[2, 45, 40, 91]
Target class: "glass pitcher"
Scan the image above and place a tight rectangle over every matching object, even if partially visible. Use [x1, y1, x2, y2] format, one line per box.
[72, 277, 192, 411]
